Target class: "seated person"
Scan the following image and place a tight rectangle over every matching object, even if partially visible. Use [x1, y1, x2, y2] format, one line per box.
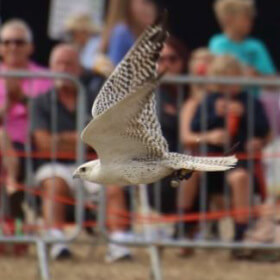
[31, 43, 131, 261]
[190, 55, 270, 245]
[64, 13, 101, 70]
[180, 48, 214, 150]
[147, 36, 189, 215]
[177, 48, 214, 250]
[0, 19, 52, 218]
[63, 13, 113, 77]
[179, 48, 215, 209]
[0, 19, 52, 131]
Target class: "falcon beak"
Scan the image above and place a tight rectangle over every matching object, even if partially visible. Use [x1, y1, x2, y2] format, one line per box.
[72, 169, 80, 179]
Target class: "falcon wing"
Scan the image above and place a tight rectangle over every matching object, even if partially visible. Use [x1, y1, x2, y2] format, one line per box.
[82, 80, 168, 163]
[91, 13, 167, 119]
[81, 15, 169, 163]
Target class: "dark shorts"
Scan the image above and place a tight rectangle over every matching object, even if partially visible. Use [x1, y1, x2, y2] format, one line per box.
[13, 142, 26, 183]
[146, 159, 263, 214]
[206, 159, 261, 195]
[2, 142, 26, 219]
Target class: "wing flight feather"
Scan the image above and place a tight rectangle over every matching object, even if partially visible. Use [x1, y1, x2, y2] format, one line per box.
[82, 13, 169, 162]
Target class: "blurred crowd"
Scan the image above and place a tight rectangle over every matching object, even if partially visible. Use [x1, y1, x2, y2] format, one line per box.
[0, 0, 280, 262]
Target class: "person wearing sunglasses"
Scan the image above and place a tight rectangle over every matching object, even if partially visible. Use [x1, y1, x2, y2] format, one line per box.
[147, 36, 190, 228]
[0, 19, 52, 148]
[0, 19, 52, 223]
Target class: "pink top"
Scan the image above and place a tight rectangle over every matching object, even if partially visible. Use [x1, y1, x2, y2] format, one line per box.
[0, 62, 53, 144]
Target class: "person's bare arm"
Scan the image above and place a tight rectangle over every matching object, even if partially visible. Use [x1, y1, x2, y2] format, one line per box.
[0, 78, 26, 123]
[244, 66, 278, 91]
[180, 98, 202, 148]
[33, 130, 77, 152]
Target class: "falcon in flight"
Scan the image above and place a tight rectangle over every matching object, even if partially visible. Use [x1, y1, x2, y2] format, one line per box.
[73, 14, 237, 186]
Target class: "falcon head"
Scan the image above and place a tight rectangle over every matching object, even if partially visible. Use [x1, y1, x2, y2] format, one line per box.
[73, 160, 100, 181]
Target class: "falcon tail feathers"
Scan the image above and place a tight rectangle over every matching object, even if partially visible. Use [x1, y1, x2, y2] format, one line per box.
[166, 153, 238, 172]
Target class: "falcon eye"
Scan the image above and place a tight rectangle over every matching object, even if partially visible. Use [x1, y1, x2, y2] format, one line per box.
[80, 167, 87, 173]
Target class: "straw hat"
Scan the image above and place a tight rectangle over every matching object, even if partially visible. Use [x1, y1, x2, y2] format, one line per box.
[64, 13, 100, 34]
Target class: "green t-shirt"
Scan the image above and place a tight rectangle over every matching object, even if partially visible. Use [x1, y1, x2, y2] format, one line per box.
[209, 34, 276, 74]
[209, 34, 277, 97]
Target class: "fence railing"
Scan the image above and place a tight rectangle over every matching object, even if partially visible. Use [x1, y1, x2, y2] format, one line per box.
[96, 75, 280, 280]
[1, 73, 280, 280]
[0, 70, 87, 280]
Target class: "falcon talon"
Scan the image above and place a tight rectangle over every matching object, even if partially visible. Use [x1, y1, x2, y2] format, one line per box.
[182, 171, 193, 180]
[170, 180, 180, 188]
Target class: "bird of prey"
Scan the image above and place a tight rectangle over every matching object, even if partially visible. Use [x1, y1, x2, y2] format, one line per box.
[73, 14, 237, 186]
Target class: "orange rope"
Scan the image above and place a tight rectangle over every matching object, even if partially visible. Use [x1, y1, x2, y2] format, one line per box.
[0, 149, 278, 229]
[0, 149, 279, 160]
[0, 150, 97, 160]
[0, 181, 279, 229]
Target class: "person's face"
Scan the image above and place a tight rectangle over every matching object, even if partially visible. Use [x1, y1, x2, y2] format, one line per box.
[130, 0, 157, 28]
[230, 13, 254, 38]
[190, 54, 213, 76]
[157, 44, 184, 75]
[0, 27, 33, 67]
[50, 48, 81, 89]
[223, 68, 242, 94]
[71, 30, 91, 47]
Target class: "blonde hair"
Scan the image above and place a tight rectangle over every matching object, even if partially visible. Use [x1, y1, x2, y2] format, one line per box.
[207, 55, 243, 92]
[190, 48, 212, 60]
[214, 0, 256, 25]
[64, 13, 100, 34]
[0, 19, 33, 42]
[189, 48, 214, 74]
[208, 54, 243, 76]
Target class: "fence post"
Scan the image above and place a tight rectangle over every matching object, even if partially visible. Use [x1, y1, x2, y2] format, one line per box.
[139, 184, 162, 280]
[0, 70, 87, 279]
[36, 240, 50, 280]
[149, 245, 162, 280]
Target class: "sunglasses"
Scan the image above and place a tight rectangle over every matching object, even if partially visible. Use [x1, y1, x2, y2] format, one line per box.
[158, 54, 180, 64]
[0, 39, 28, 47]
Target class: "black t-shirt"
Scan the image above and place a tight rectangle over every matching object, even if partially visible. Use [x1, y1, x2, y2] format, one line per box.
[31, 71, 104, 165]
[191, 91, 270, 154]
[159, 87, 188, 152]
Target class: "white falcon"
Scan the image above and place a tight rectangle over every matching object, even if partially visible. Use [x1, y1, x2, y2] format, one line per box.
[73, 14, 237, 186]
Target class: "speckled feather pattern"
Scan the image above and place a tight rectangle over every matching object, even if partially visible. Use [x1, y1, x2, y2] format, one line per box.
[91, 23, 168, 159]
[79, 17, 237, 186]
[166, 153, 237, 172]
[125, 93, 169, 159]
[92, 24, 164, 119]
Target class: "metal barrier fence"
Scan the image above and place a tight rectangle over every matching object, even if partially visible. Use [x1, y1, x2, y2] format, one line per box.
[1, 72, 280, 280]
[0, 70, 86, 280]
[96, 75, 280, 280]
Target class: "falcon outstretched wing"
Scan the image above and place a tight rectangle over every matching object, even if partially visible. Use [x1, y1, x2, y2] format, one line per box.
[91, 13, 167, 119]
[82, 14, 169, 163]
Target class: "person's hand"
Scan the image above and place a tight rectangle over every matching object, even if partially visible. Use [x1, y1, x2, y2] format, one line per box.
[5, 78, 24, 104]
[205, 129, 228, 146]
[246, 138, 264, 153]
[244, 66, 259, 77]
[5, 176, 18, 195]
[229, 101, 244, 117]
[216, 98, 244, 117]
[93, 53, 114, 77]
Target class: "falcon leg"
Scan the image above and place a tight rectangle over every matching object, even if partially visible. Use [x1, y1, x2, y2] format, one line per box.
[170, 169, 194, 188]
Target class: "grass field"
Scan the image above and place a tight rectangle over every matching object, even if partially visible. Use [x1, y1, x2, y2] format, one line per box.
[1, 237, 280, 280]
